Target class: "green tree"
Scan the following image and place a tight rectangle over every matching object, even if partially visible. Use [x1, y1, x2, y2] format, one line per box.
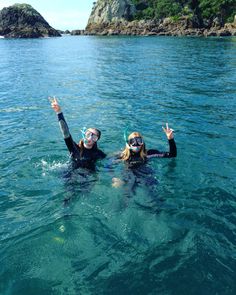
[131, 0, 236, 23]
[155, 0, 182, 18]
[198, 0, 235, 22]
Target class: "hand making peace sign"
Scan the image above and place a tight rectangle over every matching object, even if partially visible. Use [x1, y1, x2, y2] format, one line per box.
[162, 123, 174, 140]
[49, 96, 61, 113]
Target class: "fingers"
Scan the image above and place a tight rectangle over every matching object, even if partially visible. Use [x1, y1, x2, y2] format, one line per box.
[162, 124, 174, 137]
[112, 177, 124, 188]
[162, 123, 169, 133]
[48, 96, 58, 104]
[163, 123, 174, 131]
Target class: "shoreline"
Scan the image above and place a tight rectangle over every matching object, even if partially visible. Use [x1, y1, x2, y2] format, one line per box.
[74, 17, 236, 38]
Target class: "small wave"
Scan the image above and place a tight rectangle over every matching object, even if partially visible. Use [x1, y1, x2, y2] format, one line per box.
[0, 36, 4, 39]
[0, 106, 40, 113]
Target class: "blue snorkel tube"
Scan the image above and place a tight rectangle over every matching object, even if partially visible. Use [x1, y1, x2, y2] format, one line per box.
[124, 127, 128, 143]
[124, 126, 130, 148]
[80, 127, 88, 144]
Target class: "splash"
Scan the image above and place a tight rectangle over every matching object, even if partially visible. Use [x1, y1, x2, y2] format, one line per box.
[39, 159, 69, 176]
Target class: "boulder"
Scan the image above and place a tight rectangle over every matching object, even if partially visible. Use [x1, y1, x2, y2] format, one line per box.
[224, 22, 236, 36]
[0, 3, 60, 38]
[71, 30, 85, 35]
[204, 29, 217, 37]
[212, 17, 222, 29]
[217, 29, 231, 36]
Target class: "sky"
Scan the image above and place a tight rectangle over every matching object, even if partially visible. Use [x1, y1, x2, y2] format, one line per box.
[0, 0, 95, 30]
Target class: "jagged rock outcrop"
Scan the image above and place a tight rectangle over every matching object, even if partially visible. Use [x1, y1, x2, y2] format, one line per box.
[85, 0, 236, 37]
[0, 3, 61, 38]
[86, 0, 135, 31]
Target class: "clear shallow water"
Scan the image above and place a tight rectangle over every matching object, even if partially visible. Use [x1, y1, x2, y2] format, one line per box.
[0, 35, 236, 295]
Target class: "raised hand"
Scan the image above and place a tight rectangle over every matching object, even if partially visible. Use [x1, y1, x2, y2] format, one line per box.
[162, 123, 174, 140]
[49, 96, 61, 113]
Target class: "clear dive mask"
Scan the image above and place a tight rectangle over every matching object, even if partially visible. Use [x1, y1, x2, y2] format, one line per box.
[81, 128, 99, 143]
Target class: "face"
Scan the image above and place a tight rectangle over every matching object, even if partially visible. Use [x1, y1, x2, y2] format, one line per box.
[128, 136, 143, 153]
[84, 129, 99, 145]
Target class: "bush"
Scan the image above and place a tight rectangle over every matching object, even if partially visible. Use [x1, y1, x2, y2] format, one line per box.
[131, 0, 236, 24]
[155, 0, 182, 19]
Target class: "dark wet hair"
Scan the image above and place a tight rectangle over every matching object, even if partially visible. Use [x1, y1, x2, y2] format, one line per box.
[77, 128, 101, 157]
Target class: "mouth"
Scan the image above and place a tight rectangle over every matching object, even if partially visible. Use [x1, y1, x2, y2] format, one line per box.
[85, 139, 93, 144]
[130, 146, 141, 151]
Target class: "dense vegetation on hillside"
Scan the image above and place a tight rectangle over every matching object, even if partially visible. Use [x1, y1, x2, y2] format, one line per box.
[131, 0, 236, 25]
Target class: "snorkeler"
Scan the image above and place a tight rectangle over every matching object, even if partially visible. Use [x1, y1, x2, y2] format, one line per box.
[120, 123, 177, 164]
[50, 97, 106, 170]
[112, 123, 176, 189]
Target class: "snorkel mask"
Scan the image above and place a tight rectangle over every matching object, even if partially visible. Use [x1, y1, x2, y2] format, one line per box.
[128, 137, 143, 152]
[81, 127, 99, 144]
[124, 128, 143, 152]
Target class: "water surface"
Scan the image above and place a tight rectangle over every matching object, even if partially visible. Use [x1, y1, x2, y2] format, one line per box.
[0, 35, 236, 295]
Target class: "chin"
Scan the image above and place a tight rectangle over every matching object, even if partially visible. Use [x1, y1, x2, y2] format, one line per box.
[132, 148, 141, 153]
[84, 141, 93, 148]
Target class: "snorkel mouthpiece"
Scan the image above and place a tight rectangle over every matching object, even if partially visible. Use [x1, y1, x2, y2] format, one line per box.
[130, 146, 141, 152]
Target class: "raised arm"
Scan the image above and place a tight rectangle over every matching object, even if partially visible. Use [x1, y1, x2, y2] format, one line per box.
[50, 97, 70, 139]
[147, 123, 177, 158]
[50, 97, 76, 154]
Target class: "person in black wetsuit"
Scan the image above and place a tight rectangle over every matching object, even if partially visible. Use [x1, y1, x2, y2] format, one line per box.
[51, 97, 106, 170]
[50, 97, 106, 204]
[112, 123, 177, 198]
[120, 123, 177, 165]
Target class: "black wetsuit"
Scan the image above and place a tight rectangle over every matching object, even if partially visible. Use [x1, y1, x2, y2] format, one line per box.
[119, 139, 177, 200]
[57, 112, 106, 170]
[126, 138, 177, 167]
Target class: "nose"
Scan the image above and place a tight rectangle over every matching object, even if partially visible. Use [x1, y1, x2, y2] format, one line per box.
[86, 134, 92, 140]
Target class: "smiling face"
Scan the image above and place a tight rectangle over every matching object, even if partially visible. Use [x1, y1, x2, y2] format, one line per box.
[83, 128, 100, 148]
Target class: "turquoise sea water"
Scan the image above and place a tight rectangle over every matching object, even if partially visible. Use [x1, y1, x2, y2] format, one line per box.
[0, 35, 236, 294]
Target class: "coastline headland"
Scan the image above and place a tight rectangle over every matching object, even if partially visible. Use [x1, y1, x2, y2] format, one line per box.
[0, 3, 60, 38]
[82, 0, 236, 37]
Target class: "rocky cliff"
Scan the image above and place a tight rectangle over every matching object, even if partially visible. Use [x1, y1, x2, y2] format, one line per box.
[0, 3, 61, 38]
[85, 0, 236, 36]
[86, 0, 135, 31]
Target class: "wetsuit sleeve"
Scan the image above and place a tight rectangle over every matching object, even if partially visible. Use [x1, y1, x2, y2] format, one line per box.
[57, 112, 70, 138]
[57, 112, 77, 154]
[147, 139, 177, 158]
[97, 149, 106, 159]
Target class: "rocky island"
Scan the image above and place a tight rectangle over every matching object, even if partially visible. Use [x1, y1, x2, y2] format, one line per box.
[0, 3, 61, 38]
[84, 0, 236, 37]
